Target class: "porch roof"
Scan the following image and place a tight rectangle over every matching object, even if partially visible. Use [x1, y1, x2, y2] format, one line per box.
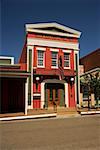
[0, 70, 30, 78]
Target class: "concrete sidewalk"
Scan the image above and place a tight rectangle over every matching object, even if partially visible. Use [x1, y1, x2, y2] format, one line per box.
[0, 108, 78, 121]
[0, 107, 100, 121]
[0, 113, 57, 121]
[77, 107, 100, 115]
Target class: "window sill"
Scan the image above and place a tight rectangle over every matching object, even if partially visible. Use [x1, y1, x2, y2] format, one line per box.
[64, 67, 70, 69]
[37, 66, 45, 68]
[51, 66, 58, 69]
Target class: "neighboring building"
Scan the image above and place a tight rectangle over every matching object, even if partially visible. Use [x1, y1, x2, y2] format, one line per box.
[0, 56, 30, 114]
[19, 22, 81, 110]
[79, 49, 100, 107]
[80, 48, 100, 72]
[79, 65, 84, 76]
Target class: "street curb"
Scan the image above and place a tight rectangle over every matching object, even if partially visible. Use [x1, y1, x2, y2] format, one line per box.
[0, 113, 57, 121]
[80, 111, 100, 115]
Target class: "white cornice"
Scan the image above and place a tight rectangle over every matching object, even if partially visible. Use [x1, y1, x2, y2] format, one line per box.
[27, 38, 80, 50]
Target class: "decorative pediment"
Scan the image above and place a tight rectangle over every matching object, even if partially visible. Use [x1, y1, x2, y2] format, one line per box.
[26, 22, 81, 38]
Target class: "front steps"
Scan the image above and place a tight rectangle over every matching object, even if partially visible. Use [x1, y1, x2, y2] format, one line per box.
[28, 107, 78, 116]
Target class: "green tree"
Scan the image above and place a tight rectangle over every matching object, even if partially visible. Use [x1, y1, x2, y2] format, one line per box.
[80, 71, 100, 106]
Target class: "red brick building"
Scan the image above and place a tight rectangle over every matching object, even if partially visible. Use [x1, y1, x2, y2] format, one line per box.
[19, 22, 81, 110]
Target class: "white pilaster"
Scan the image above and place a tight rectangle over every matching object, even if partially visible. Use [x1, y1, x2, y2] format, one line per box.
[74, 77, 77, 104]
[27, 45, 33, 109]
[41, 82, 45, 109]
[25, 79, 28, 115]
[64, 83, 69, 107]
[77, 52, 80, 106]
[74, 50, 80, 106]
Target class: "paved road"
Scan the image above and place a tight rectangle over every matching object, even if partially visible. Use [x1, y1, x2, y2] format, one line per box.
[0, 115, 100, 150]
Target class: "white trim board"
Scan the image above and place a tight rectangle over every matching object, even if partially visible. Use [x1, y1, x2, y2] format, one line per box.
[50, 48, 59, 52]
[36, 47, 46, 51]
[0, 56, 14, 64]
[27, 38, 80, 50]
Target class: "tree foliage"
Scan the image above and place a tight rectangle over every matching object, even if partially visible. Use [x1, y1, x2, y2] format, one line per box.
[80, 71, 100, 100]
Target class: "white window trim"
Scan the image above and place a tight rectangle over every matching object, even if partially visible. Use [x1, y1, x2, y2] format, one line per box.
[51, 51, 58, 69]
[62, 50, 71, 53]
[50, 48, 59, 52]
[37, 50, 45, 68]
[36, 47, 46, 51]
[51, 66, 58, 69]
[63, 51, 71, 69]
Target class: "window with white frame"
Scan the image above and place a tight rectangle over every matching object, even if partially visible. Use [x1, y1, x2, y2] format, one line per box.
[37, 50, 44, 67]
[51, 51, 58, 67]
[64, 53, 70, 68]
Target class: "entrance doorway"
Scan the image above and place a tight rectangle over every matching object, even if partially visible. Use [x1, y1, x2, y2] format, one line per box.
[45, 83, 65, 108]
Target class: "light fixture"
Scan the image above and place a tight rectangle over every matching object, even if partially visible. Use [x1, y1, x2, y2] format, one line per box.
[36, 77, 40, 92]
[70, 77, 74, 82]
[36, 77, 40, 81]
[70, 77, 74, 89]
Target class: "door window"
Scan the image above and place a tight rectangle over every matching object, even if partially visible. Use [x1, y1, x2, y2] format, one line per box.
[55, 89, 58, 101]
[50, 88, 53, 101]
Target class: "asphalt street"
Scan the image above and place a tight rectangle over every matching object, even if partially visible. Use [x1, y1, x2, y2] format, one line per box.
[0, 115, 100, 150]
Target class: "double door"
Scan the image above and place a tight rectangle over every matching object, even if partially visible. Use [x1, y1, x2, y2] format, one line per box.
[45, 83, 65, 108]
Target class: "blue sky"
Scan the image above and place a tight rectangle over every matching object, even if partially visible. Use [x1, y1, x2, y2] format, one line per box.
[1, 0, 100, 63]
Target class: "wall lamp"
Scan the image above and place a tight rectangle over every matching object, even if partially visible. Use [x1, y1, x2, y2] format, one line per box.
[36, 76, 40, 91]
[70, 77, 74, 88]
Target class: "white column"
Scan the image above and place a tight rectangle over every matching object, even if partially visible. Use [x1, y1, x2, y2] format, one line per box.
[64, 83, 69, 107]
[25, 79, 28, 115]
[41, 82, 45, 109]
[74, 77, 77, 104]
[77, 52, 81, 107]
[31, 46, 34, 108]
[27, 45, 33, 109]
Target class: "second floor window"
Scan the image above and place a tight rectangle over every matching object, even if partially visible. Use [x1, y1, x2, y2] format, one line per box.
[64, 53, 70, 68]
[51, 52, 58, 68]
[37, 50, 44, 67]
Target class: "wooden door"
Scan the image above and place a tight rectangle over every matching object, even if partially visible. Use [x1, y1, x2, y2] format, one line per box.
[45, 83, 65, 108]
[48, 87, 59, 107]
